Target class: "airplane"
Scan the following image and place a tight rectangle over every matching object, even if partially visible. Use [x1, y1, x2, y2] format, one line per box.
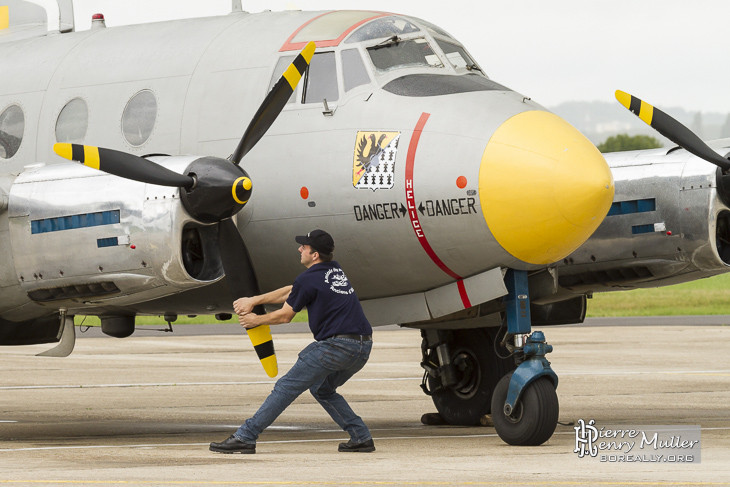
[2, 0, 730, 447]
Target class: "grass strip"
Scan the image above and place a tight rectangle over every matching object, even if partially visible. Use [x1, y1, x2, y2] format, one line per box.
[587, 273, 730, 317]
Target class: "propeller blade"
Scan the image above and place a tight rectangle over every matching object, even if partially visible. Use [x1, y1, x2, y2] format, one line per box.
[615, 90, 730, 172]
[230, 41, 316, 164]
[54, 143, 195, 188]
[218, 218, 278, 377]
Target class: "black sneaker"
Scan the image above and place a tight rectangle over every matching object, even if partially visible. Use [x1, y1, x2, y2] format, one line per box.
[338, 438, 375, 452]
[209, 435, 256, 454]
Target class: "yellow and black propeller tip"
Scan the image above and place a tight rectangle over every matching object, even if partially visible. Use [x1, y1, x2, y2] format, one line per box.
[230, 41, 316, 164]
[282, 42, 316, 91]
[247, 324, 278, 377]
[54, 143, 195, 188]
[615, 90, 730, 172]
[615, 90, 654, 126]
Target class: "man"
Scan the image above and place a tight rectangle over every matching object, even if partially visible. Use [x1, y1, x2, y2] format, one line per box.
[210, 229, 375, 454]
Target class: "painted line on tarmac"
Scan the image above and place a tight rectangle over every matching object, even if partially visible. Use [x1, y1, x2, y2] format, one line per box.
[560, 370, 730, 376]
[6, 367, 730, 390]
[222, 426, 425, 433]
[0, 481, 729, 486]
[0, 433, 499, 452]
[0, 377, 421, 391]
[551, 427, 730, 435]
[4, 427, 730, 453]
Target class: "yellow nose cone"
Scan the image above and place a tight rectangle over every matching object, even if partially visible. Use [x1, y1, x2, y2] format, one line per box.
[479, 110, 614, 265]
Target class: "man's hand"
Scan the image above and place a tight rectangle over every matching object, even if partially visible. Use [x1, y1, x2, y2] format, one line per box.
[233, 297, 257, 315]
[236, 302, 297, 329]
[239, 312, 262, 329]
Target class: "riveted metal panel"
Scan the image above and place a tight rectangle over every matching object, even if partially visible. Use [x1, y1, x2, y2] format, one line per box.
[6, 157, 222, 315]
[425, 267, 507, 318]
[360, 292, 430, 326]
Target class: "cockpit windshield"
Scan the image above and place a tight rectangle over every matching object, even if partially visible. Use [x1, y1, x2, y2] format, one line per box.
[367, 38, 442, 73]
[345, 16, 421, 44]
[435, 39, 481, 72]
[346, 15, 481, 76]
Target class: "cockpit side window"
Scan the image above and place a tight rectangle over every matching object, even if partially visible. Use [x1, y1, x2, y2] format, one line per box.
[341, 49, 371, 92]
[303, 52, 339, 104]
[367, 39, 442, 73]
[435, 39, 484, 75]
[269, 55, 297, 104]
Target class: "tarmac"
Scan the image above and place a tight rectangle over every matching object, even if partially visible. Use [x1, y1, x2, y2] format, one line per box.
[1, 318, 729, 486]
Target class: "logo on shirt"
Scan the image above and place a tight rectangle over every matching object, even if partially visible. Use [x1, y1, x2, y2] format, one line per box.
[324, 267, 354, 295]
[353, 131, 400, 191]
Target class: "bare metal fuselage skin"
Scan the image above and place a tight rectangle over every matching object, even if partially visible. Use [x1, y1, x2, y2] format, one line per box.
[558, 144, 730, 293]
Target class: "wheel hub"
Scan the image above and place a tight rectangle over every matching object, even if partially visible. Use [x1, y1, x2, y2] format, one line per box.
[503, 400, 524, 423]
[451, 348, 480, 399]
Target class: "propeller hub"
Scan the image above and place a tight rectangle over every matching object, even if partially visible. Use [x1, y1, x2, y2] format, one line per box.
[180, 157, 252, 224]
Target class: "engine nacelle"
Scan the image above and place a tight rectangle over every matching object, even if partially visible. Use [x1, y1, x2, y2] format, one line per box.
[2, 157, 224, 319]
[557, 146, 730, 292]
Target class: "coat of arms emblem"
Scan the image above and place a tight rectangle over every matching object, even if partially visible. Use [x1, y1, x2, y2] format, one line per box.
[352, 131, 400, 191]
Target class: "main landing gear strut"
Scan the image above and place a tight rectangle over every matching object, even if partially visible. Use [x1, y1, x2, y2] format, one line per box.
[420, 269, 559, 446]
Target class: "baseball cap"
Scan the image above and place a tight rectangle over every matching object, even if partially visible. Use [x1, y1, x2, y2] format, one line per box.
[295, 229, 335, 255]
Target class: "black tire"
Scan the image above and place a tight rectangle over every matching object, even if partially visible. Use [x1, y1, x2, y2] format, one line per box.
[430, 327, 516, 425]
[491, 371, 559, 446]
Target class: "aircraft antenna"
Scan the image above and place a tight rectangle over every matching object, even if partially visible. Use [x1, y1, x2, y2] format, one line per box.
[57, 0, 74, 33]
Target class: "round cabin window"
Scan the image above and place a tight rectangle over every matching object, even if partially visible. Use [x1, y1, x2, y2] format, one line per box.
[122, 90, 157, 146]
[55, 98, 88, 143]
[0, 104, 24, 159]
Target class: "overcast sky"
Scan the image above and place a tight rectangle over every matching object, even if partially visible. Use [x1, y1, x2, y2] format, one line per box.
[33, 0, 730, 114]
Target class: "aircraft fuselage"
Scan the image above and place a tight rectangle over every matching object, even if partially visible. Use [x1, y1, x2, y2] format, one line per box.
[1, 10, 613, 322]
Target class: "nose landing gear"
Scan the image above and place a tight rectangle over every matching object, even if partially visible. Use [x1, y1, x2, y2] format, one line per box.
[490, 331, 559, 445]
[419, 269, 560, 446]
[488, 271, 559, 445]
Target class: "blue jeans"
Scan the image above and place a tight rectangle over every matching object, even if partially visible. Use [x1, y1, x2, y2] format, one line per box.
[235, 336, 372, 445]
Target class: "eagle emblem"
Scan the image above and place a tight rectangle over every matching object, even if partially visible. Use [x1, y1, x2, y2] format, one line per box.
[352, 131, 400, 191]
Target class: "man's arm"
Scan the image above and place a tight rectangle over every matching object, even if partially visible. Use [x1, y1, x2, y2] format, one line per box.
[238, 302, 297, 329]
[233, 285, 293, 315]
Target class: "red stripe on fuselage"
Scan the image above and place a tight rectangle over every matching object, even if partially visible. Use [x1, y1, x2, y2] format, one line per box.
[456, 280, 472, 309]
[405, 112, 472, 309]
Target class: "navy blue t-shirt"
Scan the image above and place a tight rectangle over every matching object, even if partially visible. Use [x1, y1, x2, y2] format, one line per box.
[286, 261, 372, 341]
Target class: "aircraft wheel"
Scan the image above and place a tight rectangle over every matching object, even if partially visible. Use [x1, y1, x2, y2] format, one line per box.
[430, 327, 516, 425]
[490, 371, 559, 446]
